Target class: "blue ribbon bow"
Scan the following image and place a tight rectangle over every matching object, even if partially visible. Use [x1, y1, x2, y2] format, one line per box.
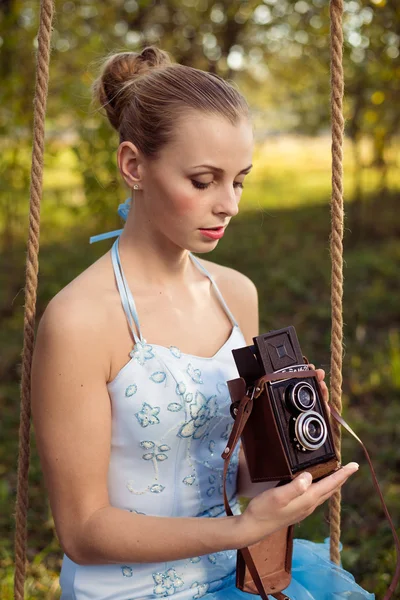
[89, 197, 131, 244]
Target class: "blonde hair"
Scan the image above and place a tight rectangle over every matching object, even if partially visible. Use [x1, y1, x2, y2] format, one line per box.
[92, 45, 250, 160]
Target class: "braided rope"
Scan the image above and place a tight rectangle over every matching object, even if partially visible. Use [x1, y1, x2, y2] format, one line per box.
[329, 0, 345, 565]
[13, 1, 55, 598]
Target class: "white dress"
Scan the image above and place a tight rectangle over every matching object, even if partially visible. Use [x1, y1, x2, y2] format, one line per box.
[59, 233, 375, 600]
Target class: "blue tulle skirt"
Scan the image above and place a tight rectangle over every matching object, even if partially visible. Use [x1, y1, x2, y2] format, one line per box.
[204, 538, 375, 600]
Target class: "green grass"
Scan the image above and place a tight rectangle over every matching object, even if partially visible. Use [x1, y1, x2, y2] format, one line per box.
[1, 136, 399, 598]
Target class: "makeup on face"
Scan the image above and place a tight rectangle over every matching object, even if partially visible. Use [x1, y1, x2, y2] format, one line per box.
[189, 164, 253, 189]
[198, 226, 226, 240]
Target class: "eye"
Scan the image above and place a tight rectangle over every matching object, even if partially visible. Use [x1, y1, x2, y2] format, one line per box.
[191, 180, 245, 190]
[191, 180, 211, 190]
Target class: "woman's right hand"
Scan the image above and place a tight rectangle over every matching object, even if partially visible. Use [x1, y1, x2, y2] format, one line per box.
[237, 462, 359, 548]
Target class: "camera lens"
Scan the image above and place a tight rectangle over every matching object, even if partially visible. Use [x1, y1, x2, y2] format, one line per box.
[294, 411, 327, 451]
[288, 382, 316, 412]
[307, 419, 322, 441]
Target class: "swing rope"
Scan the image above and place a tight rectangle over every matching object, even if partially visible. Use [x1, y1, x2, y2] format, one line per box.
[12, 0, 345, 595]
[13, 1, 55, 598]
[329, 0, 345, 566]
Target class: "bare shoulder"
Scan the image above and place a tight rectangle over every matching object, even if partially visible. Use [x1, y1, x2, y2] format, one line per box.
[36, 253, 113, 375]
[195, 256, 259, 343]
[196, 255, 258, 302]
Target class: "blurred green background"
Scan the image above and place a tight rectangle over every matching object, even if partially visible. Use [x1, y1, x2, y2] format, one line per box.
[1, 0, 399, 598]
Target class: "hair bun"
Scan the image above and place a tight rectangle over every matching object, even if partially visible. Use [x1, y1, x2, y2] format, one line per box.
[92, 46, 172, 131]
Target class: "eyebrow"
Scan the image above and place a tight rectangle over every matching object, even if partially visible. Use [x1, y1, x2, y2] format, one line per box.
[191, 164, 253, 174]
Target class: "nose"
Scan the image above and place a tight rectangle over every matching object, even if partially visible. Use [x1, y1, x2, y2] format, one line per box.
[213, 184, 240, 218]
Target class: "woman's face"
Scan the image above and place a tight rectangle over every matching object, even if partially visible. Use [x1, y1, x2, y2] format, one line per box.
[122, 112, 254, 254]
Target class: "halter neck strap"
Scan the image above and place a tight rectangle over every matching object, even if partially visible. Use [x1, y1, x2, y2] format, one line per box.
[110, 237, 239, 347]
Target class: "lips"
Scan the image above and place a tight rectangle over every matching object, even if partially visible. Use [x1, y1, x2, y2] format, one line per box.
[199, 226, 225, 240]
[201, 225, 226, 229]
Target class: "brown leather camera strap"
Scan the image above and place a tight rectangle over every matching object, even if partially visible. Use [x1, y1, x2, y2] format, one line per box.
[222, 375, 400, 600]
[329, 406, 400, 600]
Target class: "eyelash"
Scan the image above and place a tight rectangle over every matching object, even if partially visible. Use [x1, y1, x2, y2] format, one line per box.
[191, 180, 244, 190]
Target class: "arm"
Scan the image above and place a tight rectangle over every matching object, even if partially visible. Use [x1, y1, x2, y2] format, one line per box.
[31, 295, 243, 566]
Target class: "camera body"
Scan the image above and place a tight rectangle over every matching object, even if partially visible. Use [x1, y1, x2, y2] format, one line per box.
[229, 325, 339, 482]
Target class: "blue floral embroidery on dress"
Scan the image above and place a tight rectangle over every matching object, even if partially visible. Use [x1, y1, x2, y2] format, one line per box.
[186, 363, 203, 384]
[226, 447, 240, 483]
[142, 453, 155, 460]
[201, 505, 225, 518]
[150, 371, 167, 384]
[176, 382, 186, 396]
[208, 440, 215, 454]
[221, 422, 232, 440]
[125, 384, 137, 397]
[190, 556, 201, 563]
[167, 402, 182, 412]
[153, 567, 184, 596]
[178, 391, 217, 440]
[209, 474, 216, 484]
[121, 565, 133, 577]
[130, 339, 155, 366]
[150, 483, 165, 493]
[185, 392, 193, 404]
[158, 444, 170, 452]
[135, 402, 160, 427]
[207, 486, 215, 496]
[169, 346, 181, 359]
[156, 453, 168, 461]
[208, 554, 217, 564]
[191, 582, 209, 598]
[182, 474, 196, 485]
[140, 441, 171, 461]
[140, 440, 155, 450]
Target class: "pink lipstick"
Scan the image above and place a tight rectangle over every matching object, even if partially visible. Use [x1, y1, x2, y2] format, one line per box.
[199, 227, 225, 240]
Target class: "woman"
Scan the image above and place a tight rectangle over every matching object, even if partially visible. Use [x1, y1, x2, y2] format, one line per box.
[31, 46, 373, 600]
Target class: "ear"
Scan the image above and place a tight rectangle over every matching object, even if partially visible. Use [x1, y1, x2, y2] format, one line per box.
[117, 141, 144, 189]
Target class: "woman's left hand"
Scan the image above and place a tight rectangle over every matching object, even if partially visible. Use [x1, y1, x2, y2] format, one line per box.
[309, 364, 330, 414]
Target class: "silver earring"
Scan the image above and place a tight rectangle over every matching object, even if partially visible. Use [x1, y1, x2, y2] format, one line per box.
[133, 184, 139, 190]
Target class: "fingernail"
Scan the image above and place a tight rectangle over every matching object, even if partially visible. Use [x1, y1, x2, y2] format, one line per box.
[300, 472, 312, 486]
[346, 462, 359, 470]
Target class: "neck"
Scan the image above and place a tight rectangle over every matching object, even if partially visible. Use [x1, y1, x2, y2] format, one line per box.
[117, 216, 197, 291]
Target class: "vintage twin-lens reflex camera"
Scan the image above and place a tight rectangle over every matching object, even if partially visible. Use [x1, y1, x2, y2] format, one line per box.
[229, 326, 340, 482]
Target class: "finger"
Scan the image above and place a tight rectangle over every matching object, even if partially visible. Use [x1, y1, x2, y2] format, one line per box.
[308, 365, 328, 399]
[310, 463, 359, 499]
[314, 471, 354, 507]
[308, 363, 324, 378]
[273, 472, 313, 507]
[299, 467, 357, 520]
[319, 381, 329, 404]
